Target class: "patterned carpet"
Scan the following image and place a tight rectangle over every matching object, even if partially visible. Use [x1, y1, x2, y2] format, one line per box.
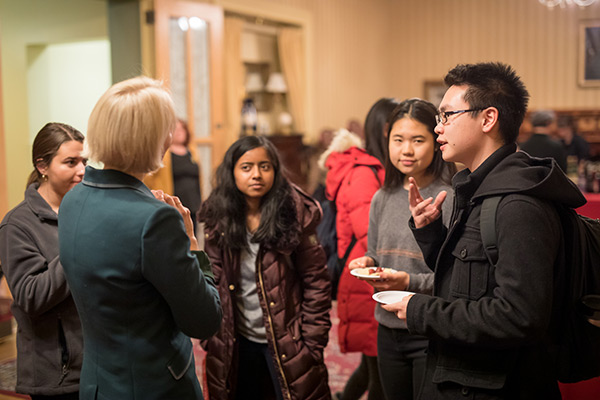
[0, 302, 365, 399]
[193, 300, 364, 398]
[0, 359, 16, 393]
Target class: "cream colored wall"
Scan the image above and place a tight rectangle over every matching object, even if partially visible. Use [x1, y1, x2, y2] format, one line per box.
[217, 0, 396, 142]
[0, 0, 108, 209]
[27, 40, 112, 140]
[4, 0, 600, 210]
[390, 0, 600, 110]
[219, 0, 600, 140]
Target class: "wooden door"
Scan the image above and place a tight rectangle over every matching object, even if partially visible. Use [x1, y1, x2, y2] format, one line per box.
[154, 0, 224, 198]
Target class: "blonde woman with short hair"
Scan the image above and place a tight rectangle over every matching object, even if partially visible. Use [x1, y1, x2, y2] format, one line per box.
[58, 76, 222, 400]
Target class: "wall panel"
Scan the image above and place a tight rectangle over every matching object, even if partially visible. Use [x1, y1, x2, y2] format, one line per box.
[391, 0, 600, 110]
[219, 0, 395, 140]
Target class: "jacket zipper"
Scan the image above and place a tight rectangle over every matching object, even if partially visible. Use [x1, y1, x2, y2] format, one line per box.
[58, 364, 68, 385]
[256, 250, 292, 400]
[57, 315, 69, 385]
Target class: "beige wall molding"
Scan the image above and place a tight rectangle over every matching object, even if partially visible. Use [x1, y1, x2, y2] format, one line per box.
[0, 35, 6, 219]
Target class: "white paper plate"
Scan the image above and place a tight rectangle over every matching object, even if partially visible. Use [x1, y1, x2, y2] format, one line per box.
[350, 267, 393, 279]
[372, 290, 415, 305]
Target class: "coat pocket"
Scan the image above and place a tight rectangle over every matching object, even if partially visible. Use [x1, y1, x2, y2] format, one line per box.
[287, 313, 302, 343]
[287, 313, 324, 364]
[432, 344, 517, 390]
[450, 237, 491, 300]
[167, 335, 194, 381]
[81, 383, 99, 399]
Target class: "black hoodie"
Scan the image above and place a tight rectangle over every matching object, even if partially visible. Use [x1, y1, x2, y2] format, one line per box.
[407, 144, 585, 400]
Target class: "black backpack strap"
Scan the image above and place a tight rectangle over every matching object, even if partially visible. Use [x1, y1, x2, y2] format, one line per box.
[340, 235, 357, 265]
[480, 196, 502, 266]
[367, 165, 382, 186]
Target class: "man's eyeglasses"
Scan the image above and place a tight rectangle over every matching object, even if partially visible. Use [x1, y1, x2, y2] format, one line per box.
[435, 109, 486, 125]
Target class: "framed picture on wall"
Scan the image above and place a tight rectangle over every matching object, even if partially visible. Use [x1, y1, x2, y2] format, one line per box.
[579, 19, 600, 87]
[423, 80, 447, 108]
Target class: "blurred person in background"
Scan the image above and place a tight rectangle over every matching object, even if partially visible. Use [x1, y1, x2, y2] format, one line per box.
[519, 110, 567, 171]
[144, 118, 202, 233]
[557, 114, 590, 164]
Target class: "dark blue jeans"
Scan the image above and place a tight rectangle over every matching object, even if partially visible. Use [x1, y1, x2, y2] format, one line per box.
[377, 324, 428, 400]
[235, 335, 284, 400]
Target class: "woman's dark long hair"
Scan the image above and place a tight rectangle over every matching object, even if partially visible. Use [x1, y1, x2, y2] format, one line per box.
[199, 136, 300, 251]
[364, 98, 401, 163]
[383, 98, 457, 190]
[27, 122, 84, 187]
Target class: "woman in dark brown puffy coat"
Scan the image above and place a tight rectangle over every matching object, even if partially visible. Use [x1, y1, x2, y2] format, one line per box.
[198, 136, 332, 400]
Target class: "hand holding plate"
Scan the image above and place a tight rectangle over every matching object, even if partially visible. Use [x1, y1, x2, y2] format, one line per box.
[380, 293, 414, 320]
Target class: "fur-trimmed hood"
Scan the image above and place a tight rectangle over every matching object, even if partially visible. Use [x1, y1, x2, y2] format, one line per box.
[318, 129, 363, 170]
[320, 129, 384, 202]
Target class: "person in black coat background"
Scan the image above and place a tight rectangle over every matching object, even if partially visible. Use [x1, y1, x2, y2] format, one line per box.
[519, 109, 568, 171]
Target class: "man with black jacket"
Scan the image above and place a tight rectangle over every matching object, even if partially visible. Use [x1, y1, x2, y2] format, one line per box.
[382, 62, 585, 399]
[520, 109, 568, 172]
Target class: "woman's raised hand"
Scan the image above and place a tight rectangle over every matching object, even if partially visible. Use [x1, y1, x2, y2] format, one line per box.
[152, 190, 199, 251]
[408, 177, 447, 229]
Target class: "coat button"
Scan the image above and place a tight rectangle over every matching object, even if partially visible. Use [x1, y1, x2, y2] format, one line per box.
[461, 386, 470, 396]
[281, 354, 286, 359]
[270, 301, 275, 307]
[204, 233, 209, 238]
[229, 284, 235, 291]
[460, 248, 467, 258]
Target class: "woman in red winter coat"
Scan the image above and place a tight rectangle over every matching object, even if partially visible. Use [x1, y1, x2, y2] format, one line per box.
[199, 136, 332, 400]
[319, 98, 399, 400]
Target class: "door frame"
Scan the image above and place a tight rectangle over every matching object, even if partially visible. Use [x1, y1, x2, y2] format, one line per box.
[154, 0, 225, 173]
[0, 35, 7, 219]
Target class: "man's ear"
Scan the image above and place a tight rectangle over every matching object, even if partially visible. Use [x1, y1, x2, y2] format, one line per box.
[481, 107, 499, 134]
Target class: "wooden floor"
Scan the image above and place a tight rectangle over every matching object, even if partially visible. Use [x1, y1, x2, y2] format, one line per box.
[0, 389, 27, 399]
[0, 328, 16, 363]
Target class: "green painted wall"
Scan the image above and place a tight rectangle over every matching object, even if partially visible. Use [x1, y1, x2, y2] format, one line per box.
[0, 0, 109, 209]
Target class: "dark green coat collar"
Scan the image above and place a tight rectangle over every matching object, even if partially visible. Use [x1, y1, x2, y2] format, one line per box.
[82, 166, 152, 197]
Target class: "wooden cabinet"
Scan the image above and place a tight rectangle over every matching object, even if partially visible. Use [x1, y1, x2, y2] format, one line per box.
[266, 134, 309, 190]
